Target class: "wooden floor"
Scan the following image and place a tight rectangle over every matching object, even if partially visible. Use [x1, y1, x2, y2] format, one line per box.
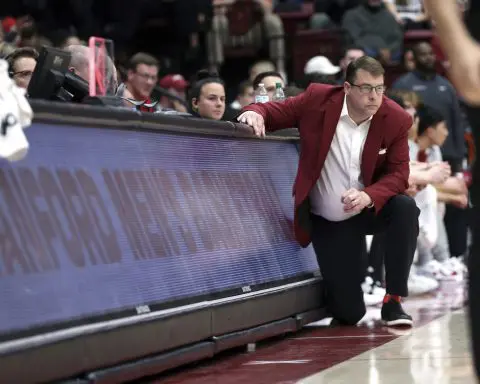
[149, 280, 474, 383]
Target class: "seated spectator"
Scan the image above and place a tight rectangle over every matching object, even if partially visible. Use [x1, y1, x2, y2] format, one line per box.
[393, 42, 466, 168]
[388, 89, 419, 132]
[5, 47, 38, 90]
[124, 52, 160, 103]
[64, 45, 89, 82]
[409, 105, 467, 279]
[393, 42, 468, 261]
[298, 72, 338, 88]
[0, 41, 14, 58]
[158, 74, 189, 113]
[252, 70, 285, 100]
[188, 69, 226, 120]
[342, 0, 403, 64]
[249, 60, 276, 82]
[230, 80, 254, 110]
[0, 23, 15, 58]
[298, 58, 341, 88]
[384, 0, 430, 29]
[310, 0, 361, 28]
[338, 46, 365, 83]
[207, 0, 285, 76]
[65, 45, 118, 96]
[304, 55, 341, 84]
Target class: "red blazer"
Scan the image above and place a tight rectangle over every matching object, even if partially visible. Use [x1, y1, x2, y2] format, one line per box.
[242, 84, 412, 247]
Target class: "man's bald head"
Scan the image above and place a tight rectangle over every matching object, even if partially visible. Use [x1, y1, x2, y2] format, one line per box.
[65, 44, 118, 94]
[65, 45, 90, 82]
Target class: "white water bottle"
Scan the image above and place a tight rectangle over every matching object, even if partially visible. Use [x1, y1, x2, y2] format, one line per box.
[255, 83, 269, 103]
[272, 82, 285, 102]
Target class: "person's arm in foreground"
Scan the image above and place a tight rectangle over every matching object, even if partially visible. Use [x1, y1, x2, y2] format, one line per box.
[424, 0, 480, 104]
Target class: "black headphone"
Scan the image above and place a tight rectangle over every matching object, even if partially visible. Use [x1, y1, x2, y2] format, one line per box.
[4, 52, 15, 78]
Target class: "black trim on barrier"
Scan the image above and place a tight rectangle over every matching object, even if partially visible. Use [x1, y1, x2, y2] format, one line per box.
[0, 271, 317, 344]
[29, 100, 299, 141]
[0, 278, 324, 383]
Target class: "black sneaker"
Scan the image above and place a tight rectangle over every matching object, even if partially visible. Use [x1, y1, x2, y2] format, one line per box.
[381, 299, 413, 327]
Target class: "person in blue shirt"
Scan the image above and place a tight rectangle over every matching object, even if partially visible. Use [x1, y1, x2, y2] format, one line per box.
[392, 42, 466, 169]
[393, 41, 469, 266]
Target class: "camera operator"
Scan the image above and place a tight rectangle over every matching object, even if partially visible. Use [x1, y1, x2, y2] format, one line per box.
[5, 47, 38, 90]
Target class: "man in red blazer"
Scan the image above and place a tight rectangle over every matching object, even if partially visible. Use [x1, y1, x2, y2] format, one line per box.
[238, 56, 419, 327]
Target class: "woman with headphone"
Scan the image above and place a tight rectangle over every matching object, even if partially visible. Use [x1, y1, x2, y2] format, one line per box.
[187, 69, 226, 121]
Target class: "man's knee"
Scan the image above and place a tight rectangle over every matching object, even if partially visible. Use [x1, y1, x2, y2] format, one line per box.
[333, 306, 366, 326]
[388, 194, 420, 219]
[326, 287, 366, 325]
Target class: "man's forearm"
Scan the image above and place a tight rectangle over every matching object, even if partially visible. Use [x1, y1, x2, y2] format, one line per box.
[424, 0, 480, 103]
[424, 0, 473, 51]
[435, 177, 468, 195]
[409, 170, 432, 186]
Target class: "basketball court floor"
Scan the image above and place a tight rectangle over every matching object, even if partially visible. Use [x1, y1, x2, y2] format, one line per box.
[151, 281, 476, 383]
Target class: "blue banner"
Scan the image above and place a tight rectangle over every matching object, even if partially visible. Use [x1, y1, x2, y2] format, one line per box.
[0, 122, 319, 337]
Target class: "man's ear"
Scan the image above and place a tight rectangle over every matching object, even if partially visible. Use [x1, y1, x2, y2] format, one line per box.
[191, 97, 198, 110]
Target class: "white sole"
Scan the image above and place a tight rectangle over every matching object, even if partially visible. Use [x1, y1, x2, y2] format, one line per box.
[383, 318, 413, 327]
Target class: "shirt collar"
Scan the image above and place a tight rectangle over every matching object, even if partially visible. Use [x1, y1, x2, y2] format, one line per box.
[341, 96, 373, 125]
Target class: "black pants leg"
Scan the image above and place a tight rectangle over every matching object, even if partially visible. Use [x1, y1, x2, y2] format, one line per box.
[311, 195, 419, 325]
[443, 157, 469, 257]
[444, 204, 469, 257]
[368, 232, 387, 285]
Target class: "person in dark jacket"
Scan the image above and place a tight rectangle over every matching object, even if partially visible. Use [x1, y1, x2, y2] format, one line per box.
[342, 0, 403, 64]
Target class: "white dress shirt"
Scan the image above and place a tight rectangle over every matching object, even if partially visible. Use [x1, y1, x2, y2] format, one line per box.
[309, 96, 372, 221]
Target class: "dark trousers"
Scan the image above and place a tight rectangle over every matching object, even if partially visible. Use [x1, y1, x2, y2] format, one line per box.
[444, 204, 469, 256]
[443, 157, 469, 257]
[368, 232, 386, 284]
[311, 195, 419, 325]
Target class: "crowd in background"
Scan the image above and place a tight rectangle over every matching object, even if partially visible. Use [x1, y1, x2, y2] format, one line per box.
[0, 0, 475, 305]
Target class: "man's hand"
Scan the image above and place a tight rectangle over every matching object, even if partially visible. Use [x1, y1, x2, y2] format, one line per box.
[341, 188, 373, 214]
[427, 162, 451, 184]
[452, 194, 469, 209]
[406, 182, 419, 197]
[237, 111, 266, 137]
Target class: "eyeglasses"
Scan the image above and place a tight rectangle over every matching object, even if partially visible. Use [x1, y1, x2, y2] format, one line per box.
[351, 84, 387, 95]
[135, 72, 158, 82]
[11, 70, 33, 79]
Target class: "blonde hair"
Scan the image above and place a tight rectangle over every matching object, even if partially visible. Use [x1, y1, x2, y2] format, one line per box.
[388, 89, 421, 108]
